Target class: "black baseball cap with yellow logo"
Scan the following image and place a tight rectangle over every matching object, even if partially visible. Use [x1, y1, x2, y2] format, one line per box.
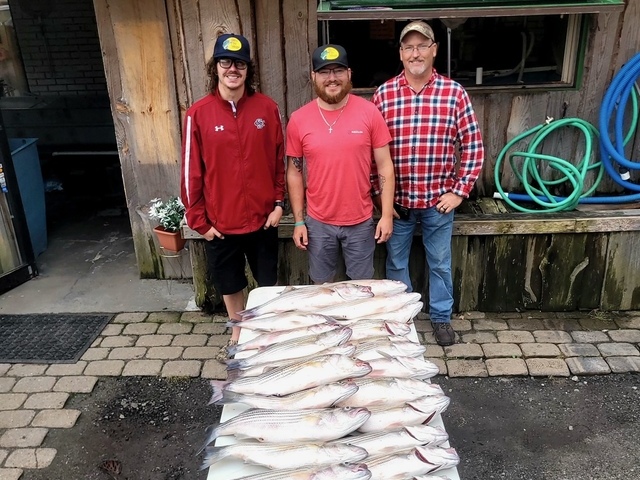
[213, 33, 251, 63]
[312, 44, 349, 72]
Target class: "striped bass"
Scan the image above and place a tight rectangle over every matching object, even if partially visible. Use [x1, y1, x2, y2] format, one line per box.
[235, 344, 357, 378]
[358, 395, 451, 433]
[208, 354, 372, 400]
[413, 476, 452, 480]
[228, 463, 372, 480]
[226, 327, 353, 370]
[200, 441, 367, 470]
[366, 355, 440, 379]
[228, 312, 338, 332]
[213, 382, 359, 409]
[335, 425, 449, 456]
[314, 293, 422, 320]
[201, 407, 371, 447]
[343, 301, 424, 325]
[231, 323, 341, 353]
[365, 446, 459, 479]
[239, 284, 374, 319]
[347, 320, 412, 341]
[323, 279, 408, 296]
[336, 377, 444, 407]
[352, 338, 427, 359]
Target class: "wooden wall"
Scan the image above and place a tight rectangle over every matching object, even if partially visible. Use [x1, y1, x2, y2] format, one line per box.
[473, 2, 640, 197]
[94, 0, 640, 282]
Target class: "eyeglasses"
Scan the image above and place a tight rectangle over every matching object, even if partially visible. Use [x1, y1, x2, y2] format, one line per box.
[315, 67, 349, 78]
[400, 42, 435, 54]
[218, 58, 248, 70]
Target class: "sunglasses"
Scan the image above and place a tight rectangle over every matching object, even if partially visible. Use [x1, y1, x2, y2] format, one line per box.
[218, 58, 248, 70]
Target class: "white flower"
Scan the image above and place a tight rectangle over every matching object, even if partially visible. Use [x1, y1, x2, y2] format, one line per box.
[148, 196, 185, 232]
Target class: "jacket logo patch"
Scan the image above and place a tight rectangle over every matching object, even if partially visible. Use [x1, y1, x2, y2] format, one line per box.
[214, 125, 224, 132]
[254, 118, 266, 129]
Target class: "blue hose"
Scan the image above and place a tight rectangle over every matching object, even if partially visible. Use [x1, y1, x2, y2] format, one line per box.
[497, 51, 640, 209]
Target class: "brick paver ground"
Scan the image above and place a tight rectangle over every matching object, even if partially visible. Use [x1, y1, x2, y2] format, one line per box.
[1, 309, 640, 478]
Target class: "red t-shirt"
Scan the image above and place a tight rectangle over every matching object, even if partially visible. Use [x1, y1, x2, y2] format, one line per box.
[286, 94, 391, 225]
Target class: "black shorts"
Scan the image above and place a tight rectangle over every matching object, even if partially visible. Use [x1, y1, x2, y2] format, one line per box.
[204, 227, 278, 295]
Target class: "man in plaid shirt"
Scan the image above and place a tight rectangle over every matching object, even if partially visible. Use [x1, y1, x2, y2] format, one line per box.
[372, 20, 484, 346]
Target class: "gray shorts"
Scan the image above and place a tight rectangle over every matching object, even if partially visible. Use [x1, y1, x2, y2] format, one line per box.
[306, 216, 375, 283]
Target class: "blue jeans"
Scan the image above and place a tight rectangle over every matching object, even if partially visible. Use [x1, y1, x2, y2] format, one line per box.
[386, 207, 454, 324]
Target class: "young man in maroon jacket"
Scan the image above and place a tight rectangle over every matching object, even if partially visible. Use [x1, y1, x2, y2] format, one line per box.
[181, 33, 285, 361]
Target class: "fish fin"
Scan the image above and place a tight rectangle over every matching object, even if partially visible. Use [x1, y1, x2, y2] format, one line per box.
[199, 446, 227, 470]
[375, 350, 394, 360]
[225, 369, 242, 382]
[197, 424, 220, 455]
[278, 285, 297, 295]
[208, 380, 228, 405]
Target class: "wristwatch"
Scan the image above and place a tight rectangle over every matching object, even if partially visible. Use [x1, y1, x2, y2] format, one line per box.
[274, 201, 284, 209]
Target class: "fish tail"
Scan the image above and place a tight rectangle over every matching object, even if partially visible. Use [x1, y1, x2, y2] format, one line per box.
[225, 358, 246, 370]
[199, 446, 228, 470]
[208, 380, 228, 405]
[238, 308, 258, 320]
[218, 390, 240, 404]
[197, 424, 220, 455]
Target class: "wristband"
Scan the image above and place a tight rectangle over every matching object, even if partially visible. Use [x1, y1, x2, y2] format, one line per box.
[294, 221, 305, 227]
[274, 200, 284, 209]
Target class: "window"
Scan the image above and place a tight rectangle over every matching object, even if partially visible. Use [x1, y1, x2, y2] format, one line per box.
[318, 1, 624, 92]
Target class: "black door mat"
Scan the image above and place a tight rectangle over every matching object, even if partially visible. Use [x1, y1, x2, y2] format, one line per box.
[0, 313, 113, 364]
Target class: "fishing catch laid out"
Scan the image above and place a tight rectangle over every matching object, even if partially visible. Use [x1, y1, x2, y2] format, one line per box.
[200, 280, 460, 480]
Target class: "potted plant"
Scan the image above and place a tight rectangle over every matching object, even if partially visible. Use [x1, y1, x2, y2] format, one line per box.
[149, 196, 186, 252]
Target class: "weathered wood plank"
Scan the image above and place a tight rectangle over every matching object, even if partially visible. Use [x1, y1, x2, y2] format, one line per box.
[452, 236, 483, 313]
[283, 0, 314, 116]
[94, 0, 183, 278]
[183, 206, 640, 239]
[601, 231, 640, 310]
[188, 240, 221, 312]
[255, 0, 286, 113]
[480, 235, 528, 312]
[539, 233, 606, 311]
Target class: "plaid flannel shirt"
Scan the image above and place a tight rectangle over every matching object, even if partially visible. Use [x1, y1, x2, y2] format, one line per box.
[372, 69, 484, 208]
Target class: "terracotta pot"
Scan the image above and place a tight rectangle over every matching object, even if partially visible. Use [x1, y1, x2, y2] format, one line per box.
[153, 226, 186, 252]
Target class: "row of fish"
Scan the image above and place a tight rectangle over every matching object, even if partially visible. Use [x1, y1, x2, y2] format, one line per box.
[203, 280, 459, 480]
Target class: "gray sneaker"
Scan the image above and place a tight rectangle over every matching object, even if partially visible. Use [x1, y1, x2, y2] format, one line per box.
[216, 339, 238, 363]
[432, 323, 456, 346]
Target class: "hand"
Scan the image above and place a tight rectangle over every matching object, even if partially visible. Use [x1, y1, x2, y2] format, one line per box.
[375, 216, 393, 244]
[292, 225, 308, 250]
[435, 192, 463, 215]
[203, 226, 223, 241]
[264, 207, 283, 228]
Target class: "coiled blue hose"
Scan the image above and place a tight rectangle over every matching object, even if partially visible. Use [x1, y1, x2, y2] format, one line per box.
[495, 51, 640, 211]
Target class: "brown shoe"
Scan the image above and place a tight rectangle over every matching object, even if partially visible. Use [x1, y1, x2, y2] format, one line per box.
[432, 323, 456, 346]
[216, 339, 238, 363]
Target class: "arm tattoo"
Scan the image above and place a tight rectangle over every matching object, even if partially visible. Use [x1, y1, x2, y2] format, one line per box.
[379, 174, 386, 193]
[292, 157, 303, 173]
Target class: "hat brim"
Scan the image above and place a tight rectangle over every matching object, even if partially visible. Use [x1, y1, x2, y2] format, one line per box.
[313, 61, 349, 72]
[215, 52, 251, 63]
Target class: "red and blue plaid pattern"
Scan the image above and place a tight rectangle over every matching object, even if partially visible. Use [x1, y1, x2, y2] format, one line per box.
[372, 69, 484, 208]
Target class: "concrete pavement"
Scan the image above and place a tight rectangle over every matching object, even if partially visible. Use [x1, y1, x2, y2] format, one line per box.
[0, 309, 639, 479]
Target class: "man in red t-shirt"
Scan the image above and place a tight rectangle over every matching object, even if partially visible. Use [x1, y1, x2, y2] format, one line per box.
[286, 44, 395, 283]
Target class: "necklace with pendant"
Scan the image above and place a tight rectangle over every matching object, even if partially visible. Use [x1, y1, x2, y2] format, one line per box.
[317, 96, 349, 134]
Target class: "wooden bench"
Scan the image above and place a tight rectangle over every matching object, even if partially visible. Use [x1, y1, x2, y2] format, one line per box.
[182, 198, 640, 313]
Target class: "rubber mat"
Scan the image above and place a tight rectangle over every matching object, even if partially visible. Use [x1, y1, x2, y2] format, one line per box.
[0, 313, 113, 364]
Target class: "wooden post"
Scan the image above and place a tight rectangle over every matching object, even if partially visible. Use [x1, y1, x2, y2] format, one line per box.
[93, 0, 184, 278]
